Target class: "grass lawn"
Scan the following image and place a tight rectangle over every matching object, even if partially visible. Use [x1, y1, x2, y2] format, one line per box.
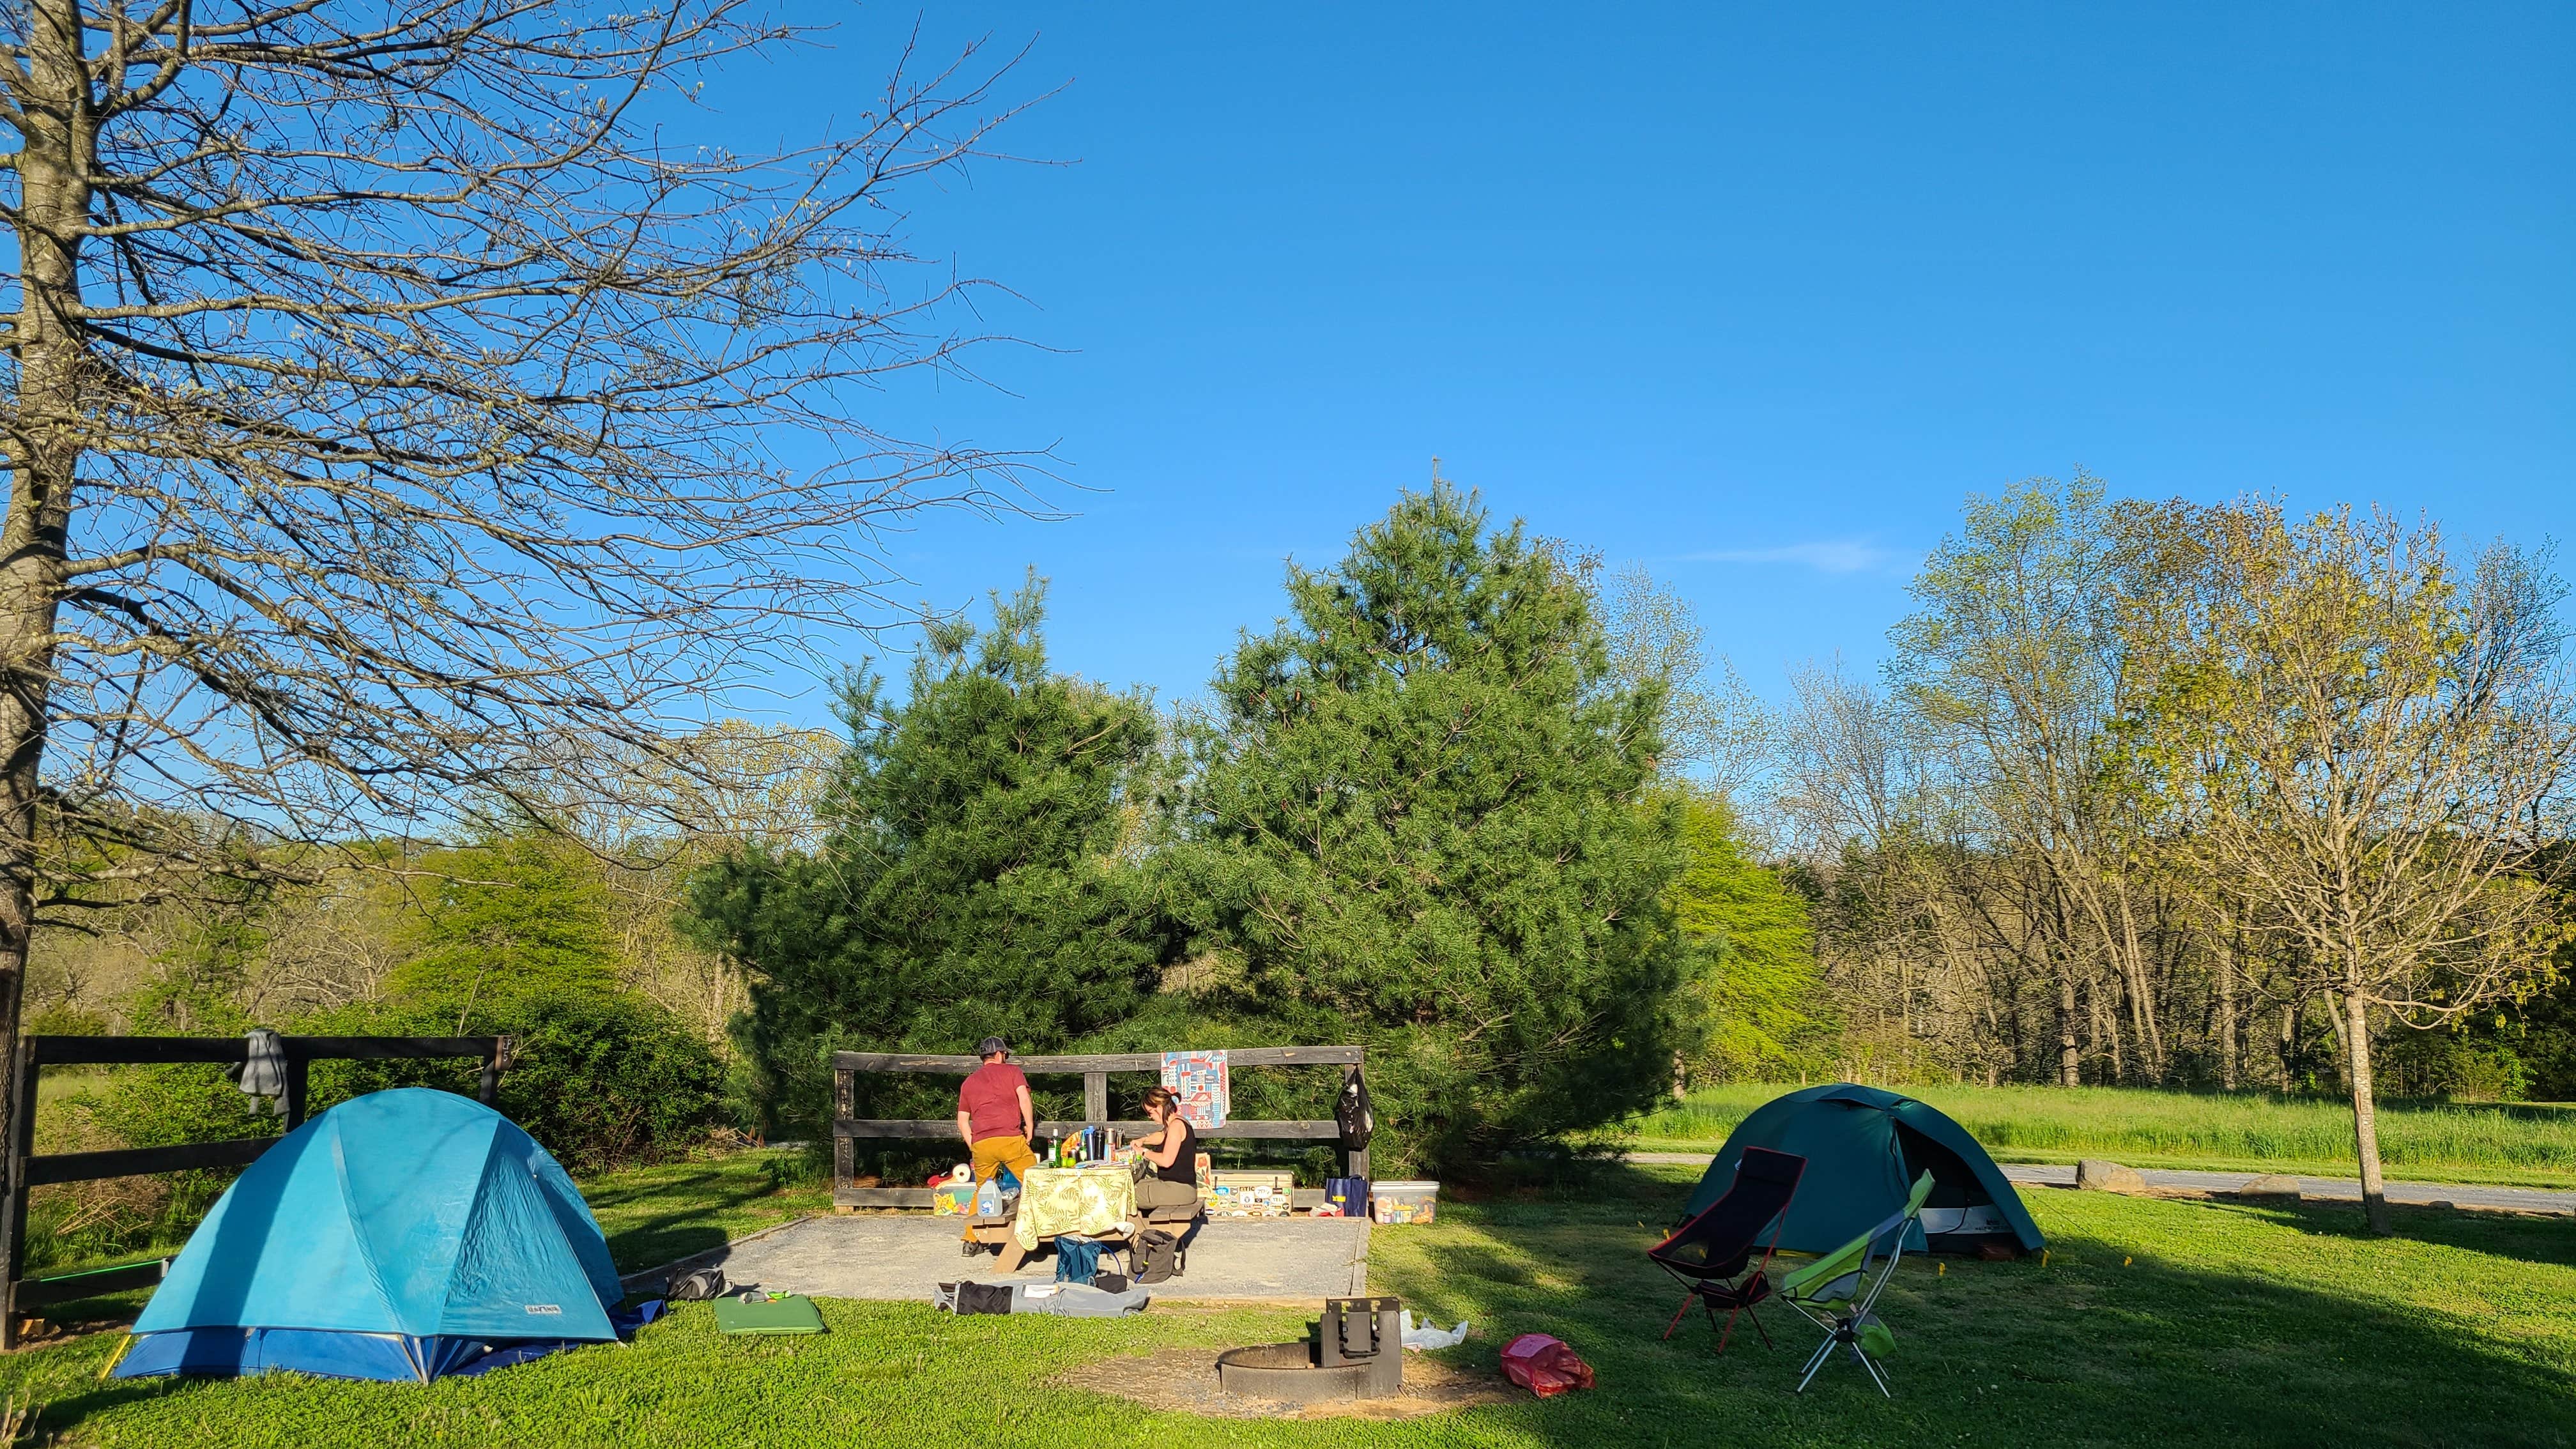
[0, 1158, 2569, 1447]
[579, 1147, 834, 1276]
[1632, 1082, 2576, 1188]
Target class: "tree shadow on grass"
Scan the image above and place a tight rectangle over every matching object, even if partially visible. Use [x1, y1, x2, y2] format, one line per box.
[585, 1152, 823, 1278]
[1367, 1162, 2576, 1449]
[2200, 1193, 2576, 1270]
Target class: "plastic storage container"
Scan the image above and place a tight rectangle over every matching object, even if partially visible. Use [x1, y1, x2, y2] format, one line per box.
[1370, 1181, 1438, 1225]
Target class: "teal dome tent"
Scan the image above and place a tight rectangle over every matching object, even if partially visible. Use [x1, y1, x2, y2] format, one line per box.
[1681, 1084, 2044, 1257]
[113, 1088, 625, 1382]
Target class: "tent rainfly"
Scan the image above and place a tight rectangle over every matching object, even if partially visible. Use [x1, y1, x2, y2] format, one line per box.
[112, 1088, 625, 1383]
[1680, 1083, 2046, 1257]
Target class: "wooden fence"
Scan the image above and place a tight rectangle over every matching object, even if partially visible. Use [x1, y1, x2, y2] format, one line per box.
[1, 1033, 508, 1349]
[831, 1045, 1365, 1210]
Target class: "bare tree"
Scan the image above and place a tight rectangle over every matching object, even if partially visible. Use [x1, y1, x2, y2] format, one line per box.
[1889, 475, 2168, 1085]
[0, 2, 1043, 1136]
[1600, 564, 1774, 802]
[2123, 502, 2572, 1232]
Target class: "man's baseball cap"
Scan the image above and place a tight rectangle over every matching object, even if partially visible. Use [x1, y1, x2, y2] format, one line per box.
[976, 1036, 1010, 1058]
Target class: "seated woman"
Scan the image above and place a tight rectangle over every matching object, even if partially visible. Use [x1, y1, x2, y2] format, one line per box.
[1130, 1085, 1203, 1214]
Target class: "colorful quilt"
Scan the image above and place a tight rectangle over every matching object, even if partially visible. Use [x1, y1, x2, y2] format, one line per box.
[1011, 1167, 1137, 1252]
[1160, 1050, 1230, 1128]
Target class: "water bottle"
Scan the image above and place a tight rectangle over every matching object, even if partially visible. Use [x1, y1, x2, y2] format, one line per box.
[975, 1177, 1000, 1217]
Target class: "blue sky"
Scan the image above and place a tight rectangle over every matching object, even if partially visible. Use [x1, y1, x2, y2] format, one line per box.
[717, 3, 2573, 719]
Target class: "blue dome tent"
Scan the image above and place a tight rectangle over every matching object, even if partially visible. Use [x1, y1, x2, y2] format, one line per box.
[113, 1088, 625, 1382]
[1680, 1084, 2046, 1258]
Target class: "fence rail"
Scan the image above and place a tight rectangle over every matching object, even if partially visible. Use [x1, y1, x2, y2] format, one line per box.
[1, 1032, 508, 1350]
[829, 1046, 1365, 1211]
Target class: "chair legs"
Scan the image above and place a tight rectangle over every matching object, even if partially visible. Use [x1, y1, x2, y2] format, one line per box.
[1705, 1294, 1774, 1354]
[1737, 1301, 1775, 1351]
[1660, 1294, 1695, 1342]
[1792, 1314, 1890, 1398]
[1664, 1285, 1776, 1356]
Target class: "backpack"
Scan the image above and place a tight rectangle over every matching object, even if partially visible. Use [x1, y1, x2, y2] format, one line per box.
[667, 1268, 729, 1301]
[1054, 1236, 1104, 1285]
[1132, 1229, 1182, 1285]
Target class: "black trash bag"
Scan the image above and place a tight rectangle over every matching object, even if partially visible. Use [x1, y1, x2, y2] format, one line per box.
[956, 1282, 1014, 1315]
[667, 1268, 728, 1301]
[1335, 1071, 1374, 1151]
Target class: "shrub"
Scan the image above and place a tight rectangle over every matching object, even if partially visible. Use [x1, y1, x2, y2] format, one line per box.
[28, 1063, 278, 1271]
[313, 989, 727, 1174]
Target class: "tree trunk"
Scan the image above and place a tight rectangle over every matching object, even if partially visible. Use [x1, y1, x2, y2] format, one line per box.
[0, 0, 93, 1344]
[2324, 991, 2353, 1093]
[2342, 989, 2391, 1235]
[2100, 983, 2125, 1082]
[2115, 892, 2164, 1080]
[1, 9, 91, 1112]
[2057, 968, 2080, 1086]
[2215, 926, 2240, 1091]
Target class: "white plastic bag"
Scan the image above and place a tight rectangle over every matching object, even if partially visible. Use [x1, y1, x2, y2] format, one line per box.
[1402, 1309, 1469, 1350]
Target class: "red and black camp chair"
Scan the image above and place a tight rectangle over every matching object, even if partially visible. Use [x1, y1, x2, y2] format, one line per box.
[1646, 1146, 1805, 1354]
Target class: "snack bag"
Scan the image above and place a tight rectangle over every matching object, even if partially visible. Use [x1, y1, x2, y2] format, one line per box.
[1499, 1334, 1594, 1398]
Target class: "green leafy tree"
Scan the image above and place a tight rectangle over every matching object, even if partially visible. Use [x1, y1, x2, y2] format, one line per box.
[391, 832, 624, 1031]
[346, 829, 721, 1170]
[1668, 790, 1823, 1084]
[686, 576, 1170, 1135]
[1181, 482, 1694, 1172]
[316, 990, 726, 1175]
[2119, 503, 2569, 1232]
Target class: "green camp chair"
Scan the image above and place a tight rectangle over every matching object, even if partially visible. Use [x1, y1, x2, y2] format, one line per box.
[1775, 1169, 1934, 1397]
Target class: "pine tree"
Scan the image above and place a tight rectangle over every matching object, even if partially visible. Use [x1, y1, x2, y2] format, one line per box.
[1183, 483, 1694, 1170]
[686, 576, 1170, 1133]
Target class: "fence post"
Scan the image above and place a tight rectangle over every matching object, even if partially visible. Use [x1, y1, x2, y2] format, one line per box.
[477, 1037, 509, 1106]
[0, 1036, 33, 1351]
[282, 1056, 309, 1132]
[833, 1062, 855, 1214]
[1084, 1071, 1108, 1126]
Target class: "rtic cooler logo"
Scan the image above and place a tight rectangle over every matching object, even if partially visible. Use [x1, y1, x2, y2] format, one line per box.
[525, 1304, 562, 1315]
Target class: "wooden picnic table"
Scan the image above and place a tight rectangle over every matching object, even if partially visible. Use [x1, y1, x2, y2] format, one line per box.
[977, 1166, 1203, 1275]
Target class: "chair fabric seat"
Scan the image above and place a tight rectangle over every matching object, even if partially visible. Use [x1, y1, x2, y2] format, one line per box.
[1691, 1269, 1774, 1310]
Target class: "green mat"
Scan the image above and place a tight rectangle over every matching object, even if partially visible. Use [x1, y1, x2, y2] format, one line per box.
[712, 1293, 826, 1335]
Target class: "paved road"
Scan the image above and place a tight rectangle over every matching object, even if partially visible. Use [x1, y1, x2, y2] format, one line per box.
[1625, 1151, 2576, 1215]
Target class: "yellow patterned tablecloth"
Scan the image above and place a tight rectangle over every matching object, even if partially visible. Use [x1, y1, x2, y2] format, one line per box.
[1012, 1167, 1137, 1252]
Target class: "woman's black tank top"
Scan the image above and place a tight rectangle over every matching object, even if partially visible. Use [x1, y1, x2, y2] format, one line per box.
[1156, 1117, 1197, 1184]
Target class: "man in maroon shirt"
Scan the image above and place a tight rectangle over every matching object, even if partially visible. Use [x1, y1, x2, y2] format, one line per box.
[955, 1036, 1036, 1244]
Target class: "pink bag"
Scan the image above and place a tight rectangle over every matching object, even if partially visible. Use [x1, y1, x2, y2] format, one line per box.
[1498, 1333, 1595, 1397]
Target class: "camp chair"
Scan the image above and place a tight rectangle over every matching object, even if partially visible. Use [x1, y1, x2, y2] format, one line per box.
[1646, 1146, 1805, 1354]
[1775, 1169, 1935, 1397]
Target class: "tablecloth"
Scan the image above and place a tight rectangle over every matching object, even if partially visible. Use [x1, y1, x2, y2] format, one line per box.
[1012, 1167, 1138, 1252]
